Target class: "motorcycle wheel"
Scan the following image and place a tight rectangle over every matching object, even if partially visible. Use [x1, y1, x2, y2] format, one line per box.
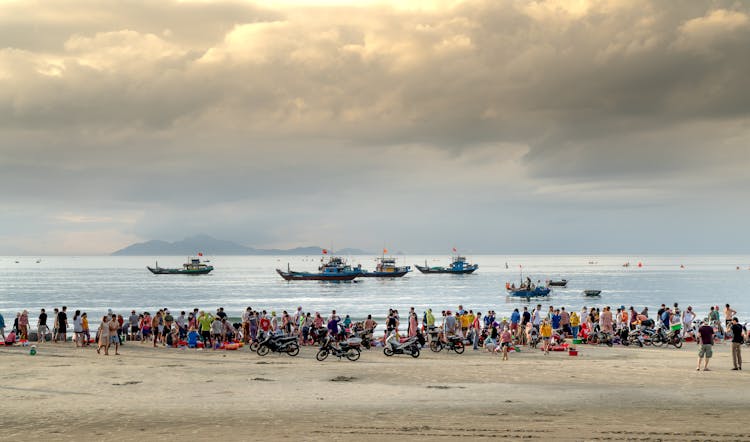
[429, 341, 441, 352]
[642, 338, 652, 346]
[383, 347, 394, 356]
[250, 342, 259, 352]
[453, 342, 465, 354]
[315, 349, 329, 361]
[673, 339, 683, 349]
[652, 335, 664, 347]
[256, 344, 270, 356]
[411, 347, 420, 358]
[636, 339, 643, 347]
[345, 348, 361, 362]
[606, 339, 613, 347]
[286, 343, 300, 356]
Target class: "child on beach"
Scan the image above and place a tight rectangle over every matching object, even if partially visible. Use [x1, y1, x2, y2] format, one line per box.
[540, 319, 552, 355]
[500, 326, 512, 361]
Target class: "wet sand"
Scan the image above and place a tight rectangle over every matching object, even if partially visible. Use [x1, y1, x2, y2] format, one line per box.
[0, 342, 747, 441]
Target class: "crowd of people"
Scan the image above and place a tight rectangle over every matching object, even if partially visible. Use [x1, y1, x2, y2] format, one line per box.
[0, 302, 746, 369]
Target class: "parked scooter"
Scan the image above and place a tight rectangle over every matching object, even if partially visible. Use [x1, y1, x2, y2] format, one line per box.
[256, 333, 300, 356]
[429, 335, 465, 354]
[316, 336, 361, 361]
[383, 331, 422, 358]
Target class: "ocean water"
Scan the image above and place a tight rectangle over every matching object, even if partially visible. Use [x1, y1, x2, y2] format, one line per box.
[1, 255, 749, 329]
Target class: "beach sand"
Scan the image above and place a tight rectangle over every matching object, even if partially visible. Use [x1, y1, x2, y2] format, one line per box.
[0, 342, 747, 441]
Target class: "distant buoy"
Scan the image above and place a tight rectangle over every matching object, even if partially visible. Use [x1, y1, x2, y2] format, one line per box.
[680, 264, 684, 269]
[637, 262, 643, 268]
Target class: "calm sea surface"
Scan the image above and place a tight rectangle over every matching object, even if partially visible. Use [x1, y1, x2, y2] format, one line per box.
[2, 255, 749, 328]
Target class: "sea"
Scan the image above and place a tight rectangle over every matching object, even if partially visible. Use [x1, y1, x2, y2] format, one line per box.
[2, 255, 749, 329]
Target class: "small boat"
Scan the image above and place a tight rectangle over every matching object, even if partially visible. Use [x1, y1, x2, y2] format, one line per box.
[415, 255, 478, 274]
[547, 279, 568, 287]
[583, 290, 602, 296]
[360, 256, 411, 278]
[277, 255, 362, 281]
[507, 286, 551, 299]
[147, 257, 213, 275]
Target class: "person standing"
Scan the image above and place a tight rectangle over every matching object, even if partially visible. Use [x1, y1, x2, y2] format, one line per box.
[570, 311, 580, 340]
[697, 320, 715, 371]
[725, 304, 737, 329]
[0, 311, 5, 341]
[37, 309, 48, 343]
[18, 310, 29, 340]
[56, 306, 68, 343]
[108, 314, 120, 355]
[472, 312, 482, 350]
[97, 316, 111, 355]
[730, 318, 745, 370]
[72, 310, 83, 347]
[540, 319, 552, 355]
[81, 313, 90, 346]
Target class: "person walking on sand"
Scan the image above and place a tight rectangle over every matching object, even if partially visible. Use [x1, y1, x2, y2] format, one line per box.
[697, 320, 715, 371]
[730, 318, 746, 370]
[97, 316, 111, 355]
[72, 310, 83, 347]
[81, 313, 90, 346]
[108, 314, 120, 355]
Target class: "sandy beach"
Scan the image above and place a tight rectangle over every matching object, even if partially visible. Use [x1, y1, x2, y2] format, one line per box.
[1, 342, 747, 441]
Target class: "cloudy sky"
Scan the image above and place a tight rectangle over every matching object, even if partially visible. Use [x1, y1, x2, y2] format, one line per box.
[1, 0, 749, 255]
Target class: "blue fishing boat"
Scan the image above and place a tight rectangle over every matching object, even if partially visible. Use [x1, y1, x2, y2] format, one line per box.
[415, 255, 478, 274]
[277, 255, 363, 281]
[507, 286, 551, 299]
[360, 256, 411, 278]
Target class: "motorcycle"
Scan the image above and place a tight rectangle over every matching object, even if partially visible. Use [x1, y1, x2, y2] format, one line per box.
[619, 327, 644, 347]
[429, 335, 465, 354]
[663, 327, 683, 348]
[256, 333, 300, 356]
[383, 331, 422, 358]
[586, 324, 613, 347]
[315, 336, 361, 361]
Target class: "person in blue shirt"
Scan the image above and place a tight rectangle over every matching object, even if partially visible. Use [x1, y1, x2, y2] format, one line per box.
[661, 308, 671, 328]
[551, 310, 561, 330]
[0, 312, 5, 340]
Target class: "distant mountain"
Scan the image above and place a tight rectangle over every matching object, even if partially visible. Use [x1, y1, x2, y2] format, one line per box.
[112, 234, 371, 256]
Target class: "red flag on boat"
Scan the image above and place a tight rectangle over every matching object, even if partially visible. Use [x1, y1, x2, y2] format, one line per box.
[322, 249, 328, 254]
[198, 252, 203, 256]
[383, 248, 388, 254]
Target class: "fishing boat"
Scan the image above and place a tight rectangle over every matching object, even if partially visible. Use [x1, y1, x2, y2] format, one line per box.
[277, 255, 362, 281]
[547, 279, 568, 287]
[415, 255, 478, 274]
[507, 286, 551, 299]
[583, 290, 602, 296]
[360, 256, 411, 278]
[147, 257, 213, 275]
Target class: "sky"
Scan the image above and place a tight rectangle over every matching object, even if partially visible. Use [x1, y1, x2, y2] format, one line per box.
[1, 0, 749, 255]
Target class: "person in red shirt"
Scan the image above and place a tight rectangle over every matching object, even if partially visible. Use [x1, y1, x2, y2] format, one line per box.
[697, 321, 715, 371]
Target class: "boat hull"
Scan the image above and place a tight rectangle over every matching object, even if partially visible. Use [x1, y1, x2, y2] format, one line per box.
[276, 269, 359, 281]
[507, 287, 551, 298]
[147, 266, 213, 275]
[415, 265, 478, 274]
[583, 290, 602, 296]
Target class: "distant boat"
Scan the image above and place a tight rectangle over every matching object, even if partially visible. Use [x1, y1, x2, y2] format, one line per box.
[583, 290, 602, 296]
[547, 279, 568, 287]
[35, 259, 41, 263]
[147, 257, 213, 275]
[360, 256, 410, 278]
[415, 255, 477, 274]
[277, 255, 362, 281]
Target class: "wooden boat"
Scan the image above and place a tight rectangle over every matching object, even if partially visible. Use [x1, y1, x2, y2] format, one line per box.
[415, 256, 478, 274]
[360, 257, 411, 278]
[507, 286, 551, 299]
[148, 257, 213, 275]
[583, 290, 602, 296]
[277, 255, 362, 281]
[547, 279, 568, 287]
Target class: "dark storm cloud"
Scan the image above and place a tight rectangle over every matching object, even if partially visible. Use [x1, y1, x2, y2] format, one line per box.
[1, 0, 749, 253]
